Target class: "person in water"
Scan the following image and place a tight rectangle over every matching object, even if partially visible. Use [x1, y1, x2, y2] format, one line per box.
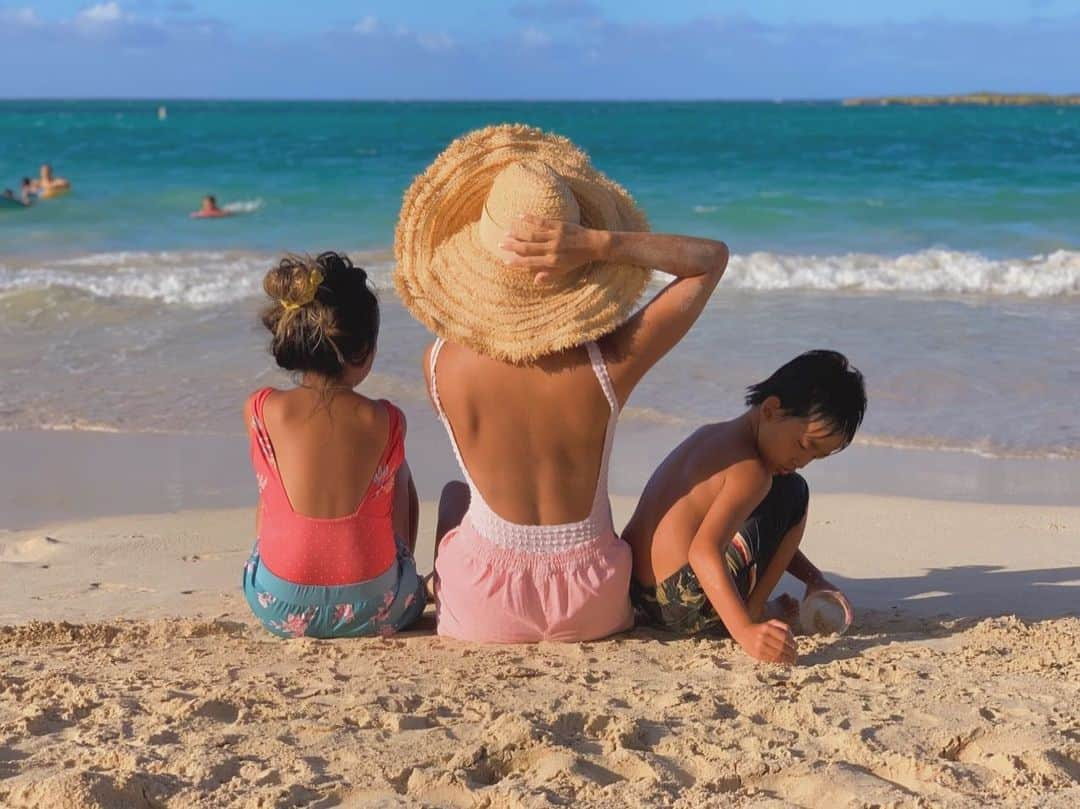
[242, 251, 425, 638]
[394, 124, 730, 643]
[20, 177, 36, 205]
[36, 164, 71, 197]
[623, 350, 867, 665]
[191, 194, 230, 218]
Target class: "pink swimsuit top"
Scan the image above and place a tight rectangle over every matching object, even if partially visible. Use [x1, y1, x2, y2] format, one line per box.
[429, 339, 619, 553]
[247, 387, 404, 585]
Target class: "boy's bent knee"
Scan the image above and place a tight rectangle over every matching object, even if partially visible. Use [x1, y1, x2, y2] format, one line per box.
[771, 472, 809, 530]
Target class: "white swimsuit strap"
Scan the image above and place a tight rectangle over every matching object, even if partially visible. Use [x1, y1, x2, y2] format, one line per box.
[428, 337, 448, 420]
[428, 338, 479, 493]
[583, 341, 619, 517]
[585, 341, 620, 417]
[430, 340, 619, 552]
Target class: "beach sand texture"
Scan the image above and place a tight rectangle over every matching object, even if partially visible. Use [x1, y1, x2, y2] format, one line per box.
[1, 497, 1077, 808]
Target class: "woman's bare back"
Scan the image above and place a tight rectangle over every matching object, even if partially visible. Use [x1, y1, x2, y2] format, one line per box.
[427, 342, 612, 525]
[258, 388, 390, 519]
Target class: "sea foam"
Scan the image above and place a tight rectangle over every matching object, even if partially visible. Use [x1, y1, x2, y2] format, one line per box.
[718, 249, 1080, 297]
[2, 248, 1079, 306]
[0, 250, 396, 306]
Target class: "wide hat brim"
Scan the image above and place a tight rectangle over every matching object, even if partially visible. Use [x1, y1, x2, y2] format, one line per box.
[394, 124, 651, 363]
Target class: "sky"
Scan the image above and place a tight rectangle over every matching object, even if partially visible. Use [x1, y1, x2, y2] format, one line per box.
[0, 1, 1078, 99]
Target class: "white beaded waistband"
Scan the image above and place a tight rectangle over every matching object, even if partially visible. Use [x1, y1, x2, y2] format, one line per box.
[467, 509, 611, 554]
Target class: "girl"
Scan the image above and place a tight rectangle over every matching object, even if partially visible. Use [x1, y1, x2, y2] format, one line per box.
[243, 251, 424, 638]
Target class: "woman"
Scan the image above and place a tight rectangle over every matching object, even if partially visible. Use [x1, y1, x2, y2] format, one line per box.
[395, 125, 729, 643]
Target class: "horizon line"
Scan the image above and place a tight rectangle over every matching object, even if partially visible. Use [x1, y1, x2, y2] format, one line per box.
[2, 90, 1076, 104]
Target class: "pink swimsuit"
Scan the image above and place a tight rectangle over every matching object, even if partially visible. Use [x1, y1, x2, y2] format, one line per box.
[249, 387, 403, 585]
[430, 339, 634, 643]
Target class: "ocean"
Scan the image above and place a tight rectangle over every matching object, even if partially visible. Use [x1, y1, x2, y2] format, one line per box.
[1, 100, 1078, 460]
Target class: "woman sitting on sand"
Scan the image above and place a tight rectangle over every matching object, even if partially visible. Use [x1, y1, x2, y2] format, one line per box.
[242, 251, 425, 638]
[394, 125, 730, 643]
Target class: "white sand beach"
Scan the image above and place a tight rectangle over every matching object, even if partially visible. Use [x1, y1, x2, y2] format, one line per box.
[2, 494, 1078, 808]
[4, 33, 1080, 809]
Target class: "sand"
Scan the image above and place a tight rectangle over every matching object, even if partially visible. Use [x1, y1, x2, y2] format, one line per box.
[1, 496, 1078, 807]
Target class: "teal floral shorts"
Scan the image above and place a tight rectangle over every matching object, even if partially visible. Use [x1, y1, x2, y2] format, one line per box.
[242, 539, 426, 639]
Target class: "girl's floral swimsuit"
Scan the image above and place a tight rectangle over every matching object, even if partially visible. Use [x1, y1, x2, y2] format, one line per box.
[242, 387, 425, 638]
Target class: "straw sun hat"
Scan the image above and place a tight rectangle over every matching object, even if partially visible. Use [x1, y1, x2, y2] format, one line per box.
[394, 124, 651, 363]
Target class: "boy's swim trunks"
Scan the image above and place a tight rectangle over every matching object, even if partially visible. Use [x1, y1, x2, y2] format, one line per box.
[631, 473, 809, 636]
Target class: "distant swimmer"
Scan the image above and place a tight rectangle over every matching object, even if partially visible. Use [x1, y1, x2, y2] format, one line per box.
[190, 194, 232, 219]
[36, 163, 71, 198]
[1, 189, 27, 208]
[20, 177, 37, 205]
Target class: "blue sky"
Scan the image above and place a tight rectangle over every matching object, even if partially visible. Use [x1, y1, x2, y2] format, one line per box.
[1, 1, 1078, 98]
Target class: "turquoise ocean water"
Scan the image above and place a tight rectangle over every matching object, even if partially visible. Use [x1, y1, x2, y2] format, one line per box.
[1, 101, 1078, 459]
[3, 100, 1080, 258]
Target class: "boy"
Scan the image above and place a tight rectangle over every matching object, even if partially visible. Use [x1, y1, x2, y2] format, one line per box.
[624, 350, 867, 665]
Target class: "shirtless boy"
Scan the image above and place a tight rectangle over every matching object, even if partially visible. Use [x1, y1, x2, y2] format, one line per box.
[623, 350, 866, 665]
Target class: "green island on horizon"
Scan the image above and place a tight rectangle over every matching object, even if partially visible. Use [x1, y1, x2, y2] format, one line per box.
[843, 92, 1080, 106]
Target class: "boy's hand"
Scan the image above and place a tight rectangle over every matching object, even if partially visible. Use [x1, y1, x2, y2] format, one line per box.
[804, 572, 840, 595]
[500, 214, 609, 283]
[734, 619, 797, 666]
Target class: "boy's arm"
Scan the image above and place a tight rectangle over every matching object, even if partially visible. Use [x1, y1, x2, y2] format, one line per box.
[787, 550, 824, 586]
[687, 463, 797, 665]
[789, 550, 847, 600]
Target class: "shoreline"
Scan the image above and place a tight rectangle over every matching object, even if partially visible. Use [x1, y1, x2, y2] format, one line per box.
[3, 493, 1078, 625]
[3, 425, 1080, 532]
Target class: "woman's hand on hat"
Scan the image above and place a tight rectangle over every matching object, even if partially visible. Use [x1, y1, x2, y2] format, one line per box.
[500, 214, 609, 284]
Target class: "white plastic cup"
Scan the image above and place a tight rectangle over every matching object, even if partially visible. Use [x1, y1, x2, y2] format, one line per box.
[800, 590, 853, 636]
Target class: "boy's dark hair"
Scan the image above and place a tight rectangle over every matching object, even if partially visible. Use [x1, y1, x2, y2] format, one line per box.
[260, 251, 379, 378]
[21, 177, 31, 186]
[745, 350, 867, 445]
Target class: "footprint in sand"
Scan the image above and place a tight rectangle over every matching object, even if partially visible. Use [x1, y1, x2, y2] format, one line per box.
[181, 552, 236, 563]
[88, 582, 156, 594]
[0, 535, 62, 564]
[186, 698, 241, 724]
[0, 770, 162, 809]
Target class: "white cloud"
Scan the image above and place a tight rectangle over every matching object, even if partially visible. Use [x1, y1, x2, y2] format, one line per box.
[520, 26, 551, 47]
[77, 2, 128, 24]
[417, 31, 454, 51]
[0, 7, 39, 25]
[353, 15, 377, 35]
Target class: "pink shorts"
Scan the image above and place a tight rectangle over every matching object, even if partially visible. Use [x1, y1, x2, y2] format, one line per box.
[434, 517, 634, 644]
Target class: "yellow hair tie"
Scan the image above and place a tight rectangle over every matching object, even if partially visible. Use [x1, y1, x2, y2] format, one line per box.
[280, 267, 324, 311]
